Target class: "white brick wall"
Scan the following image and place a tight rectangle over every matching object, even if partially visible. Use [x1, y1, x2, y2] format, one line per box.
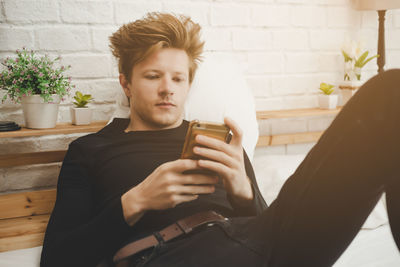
[291, 6, 327, 28]
[1, 0, 400, 117]
[251, 5, 291, 27]
[272, 30, 309, 51]
[202, 27, 232, 51]
[232, 29, 272, 50]
[0, 27, 33, 50]
[247, 52, 283, 74]
[4, 0, 59, 23]
[35, 26, 91, 51]
[1, 0, 400, 192]
[210, 4, 251, 26]
[62, 54, 113, 78]
[60, 1, 114, 24]
[114, 1, 163, 24]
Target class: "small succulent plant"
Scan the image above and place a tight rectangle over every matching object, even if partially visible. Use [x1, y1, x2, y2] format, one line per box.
[73, 91, 93, 108]
[319, 83, 335, 95]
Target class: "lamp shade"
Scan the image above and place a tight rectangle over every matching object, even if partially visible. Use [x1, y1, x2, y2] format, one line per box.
[351, 0, 400, 10]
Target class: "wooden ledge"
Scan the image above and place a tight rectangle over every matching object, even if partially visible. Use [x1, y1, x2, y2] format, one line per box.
[256, 107, 342, 120]
[0, 108, 342, 138]
[0, 132, 321, 169]
[0, 121, 108, 138]
[257, 131, 323, 147]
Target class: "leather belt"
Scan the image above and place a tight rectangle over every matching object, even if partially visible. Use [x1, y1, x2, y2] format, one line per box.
[113, 211, 227, 264]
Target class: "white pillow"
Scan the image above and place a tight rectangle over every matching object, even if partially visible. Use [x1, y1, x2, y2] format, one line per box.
[110, 52, 259, 160]
[253, 154, 388, 230]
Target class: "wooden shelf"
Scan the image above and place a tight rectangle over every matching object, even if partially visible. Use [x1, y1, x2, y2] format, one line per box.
[256, 107, 342, 120]
[0, 121, 108, 138]
[257, 131, 323, 147]
[0, 108, 342, 138]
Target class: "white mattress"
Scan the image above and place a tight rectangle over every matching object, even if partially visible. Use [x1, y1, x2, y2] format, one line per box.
[335, 224, 400, 266]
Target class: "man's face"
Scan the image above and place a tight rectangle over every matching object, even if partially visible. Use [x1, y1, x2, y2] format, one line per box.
[121, 48, 190, 131]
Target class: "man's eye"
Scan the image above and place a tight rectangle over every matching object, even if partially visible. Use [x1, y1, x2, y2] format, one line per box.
[173, 77, 185, 82]
[145, 75, 159, 80]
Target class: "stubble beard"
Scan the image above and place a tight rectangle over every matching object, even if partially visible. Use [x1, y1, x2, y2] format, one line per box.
[133, 105, 183, 130]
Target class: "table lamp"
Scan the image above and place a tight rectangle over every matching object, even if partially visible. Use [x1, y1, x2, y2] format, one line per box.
[351, 0, 400, 73]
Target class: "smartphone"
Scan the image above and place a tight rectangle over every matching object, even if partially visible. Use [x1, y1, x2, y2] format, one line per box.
[181, 120, 231, 159]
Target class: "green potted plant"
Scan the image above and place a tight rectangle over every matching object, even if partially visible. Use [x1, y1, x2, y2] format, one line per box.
[70, 91, 94, 125]
[318, 82, 338, 110]
[339, 40, 379, 105]
[0, 47, 73, 129]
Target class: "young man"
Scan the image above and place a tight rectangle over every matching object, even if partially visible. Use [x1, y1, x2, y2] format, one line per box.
[41, 13, 400, 267]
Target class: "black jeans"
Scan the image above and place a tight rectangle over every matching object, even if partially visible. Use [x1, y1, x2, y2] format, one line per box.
[126, 69, 400, 267]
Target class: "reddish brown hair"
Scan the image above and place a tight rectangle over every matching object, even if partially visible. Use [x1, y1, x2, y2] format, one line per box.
[109, 12, 204, 84]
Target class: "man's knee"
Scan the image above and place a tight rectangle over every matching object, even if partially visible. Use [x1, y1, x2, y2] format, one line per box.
[377, 69, 400, 93]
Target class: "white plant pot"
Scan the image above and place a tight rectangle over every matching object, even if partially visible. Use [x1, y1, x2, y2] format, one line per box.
[70, 107, 93, 125]
[318, 94, 338, 110]
[338, 80, 364, 105]
[21, 95, 60, 129]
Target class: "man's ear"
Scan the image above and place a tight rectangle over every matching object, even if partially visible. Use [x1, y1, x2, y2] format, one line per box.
[119, 74, 131, 98]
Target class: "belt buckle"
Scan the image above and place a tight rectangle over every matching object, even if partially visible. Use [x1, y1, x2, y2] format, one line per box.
[207, 222, 215, 227]
[207, 217, 229, 227]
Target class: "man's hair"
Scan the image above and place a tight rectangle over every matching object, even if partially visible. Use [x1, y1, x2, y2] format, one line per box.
[109, 12, 204, 84]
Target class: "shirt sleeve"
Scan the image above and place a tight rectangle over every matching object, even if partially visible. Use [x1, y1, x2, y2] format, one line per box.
[40, 141, 132, 267]
[227, 149, 268, 216]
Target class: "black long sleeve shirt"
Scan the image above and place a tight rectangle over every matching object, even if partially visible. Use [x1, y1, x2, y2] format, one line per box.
[40, 119, 267, 267]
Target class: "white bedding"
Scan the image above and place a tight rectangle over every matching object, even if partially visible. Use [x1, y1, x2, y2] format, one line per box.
[335, 224, 400, 266]
[1, 154, 398, 266]
[252, 154, 399, 266]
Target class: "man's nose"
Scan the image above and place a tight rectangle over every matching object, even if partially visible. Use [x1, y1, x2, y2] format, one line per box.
[158, 76, 174, 96]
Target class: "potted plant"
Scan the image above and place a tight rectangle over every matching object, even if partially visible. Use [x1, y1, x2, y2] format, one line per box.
[318, 82, 338, 110]
[0, 48, 73, 129]
[70, 91, 94, 125]
[339, 41, 379, 105]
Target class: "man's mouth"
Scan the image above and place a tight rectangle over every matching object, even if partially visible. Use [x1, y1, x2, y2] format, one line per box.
[155, 102, 176, 107]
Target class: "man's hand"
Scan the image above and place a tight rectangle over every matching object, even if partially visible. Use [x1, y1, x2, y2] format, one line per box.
[121, 159, 218, 226]
[193, 117, 254, 206]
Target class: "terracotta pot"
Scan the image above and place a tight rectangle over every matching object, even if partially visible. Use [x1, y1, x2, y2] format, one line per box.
[21, 95, 60, 129]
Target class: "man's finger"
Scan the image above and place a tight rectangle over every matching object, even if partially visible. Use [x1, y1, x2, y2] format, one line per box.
[181, 173, 219, 185]
[193, 145, 234, 167]
[173, 194, 199, 206]
[224, 117, 243, 146]
[177, 185, 216, 195]
[194, 134, 235, 158]
[197, 159, 231, 179]
[166, 159, 200, 172]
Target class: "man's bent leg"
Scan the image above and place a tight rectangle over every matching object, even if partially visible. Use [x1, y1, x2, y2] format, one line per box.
[246, 69, 400, 266]
[386, 173, 400, 249]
